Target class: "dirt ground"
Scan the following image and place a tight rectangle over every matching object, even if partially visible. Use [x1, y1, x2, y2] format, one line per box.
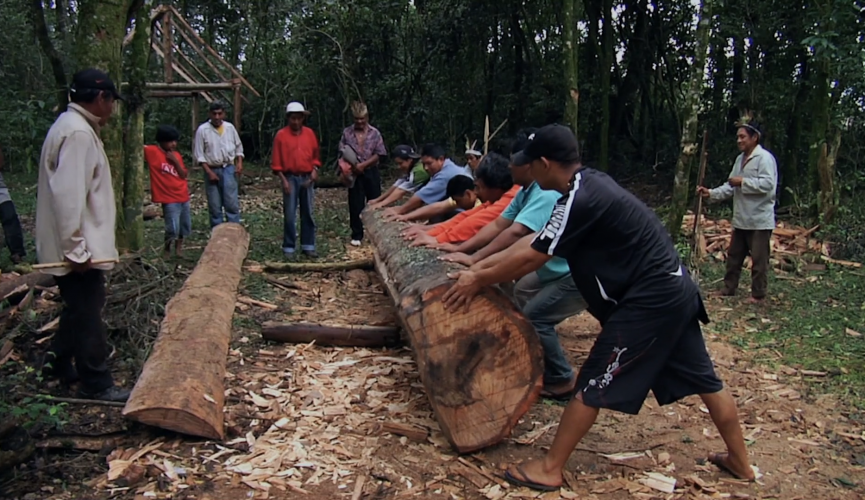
[2, 187, 864, 500]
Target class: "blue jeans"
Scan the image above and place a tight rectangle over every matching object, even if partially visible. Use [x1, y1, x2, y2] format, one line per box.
[204, 165, 241, 227]
[282, 174, 316, 253]
[514, 272, 587, 386]
[162, 202, 191, 242]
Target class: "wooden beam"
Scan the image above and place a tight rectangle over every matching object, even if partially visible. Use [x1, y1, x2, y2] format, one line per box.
[167, 5, 260, 97]
[169, 24, 248, 105]
[233, 80, 242, 134]
[148, 91, 198, 97]
[122, 4, 169, 46]
[150, 42, 214, 102]
[192, 92, 200, 139]
[163, 12, 173, 83]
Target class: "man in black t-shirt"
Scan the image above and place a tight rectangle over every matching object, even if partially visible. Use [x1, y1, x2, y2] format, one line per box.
[443, 124, 754, 491]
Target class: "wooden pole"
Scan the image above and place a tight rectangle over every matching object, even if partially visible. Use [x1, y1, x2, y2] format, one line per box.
[144, 82, 234, 91]
[150, 43, 214, 102]
[162, 12, 173, 83]
[167, 6, 261, 97]
[261, 322, 401, 347]
[191, 92, 199, 139]
[148, 91, 197, 98]
[233, 79, 242, 134]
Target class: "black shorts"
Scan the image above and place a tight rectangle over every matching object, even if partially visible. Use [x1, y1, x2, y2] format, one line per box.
[574, 292, 723, 415]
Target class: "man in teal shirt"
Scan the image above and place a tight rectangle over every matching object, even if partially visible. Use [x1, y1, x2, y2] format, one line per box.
[441, 129, 586, 399]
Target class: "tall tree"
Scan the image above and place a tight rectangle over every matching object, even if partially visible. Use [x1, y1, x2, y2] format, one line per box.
[598, 0, 613, 170]
[28, 0, 68, 111]
[666, 0, 713, 238]
[563, 0, 581, 138]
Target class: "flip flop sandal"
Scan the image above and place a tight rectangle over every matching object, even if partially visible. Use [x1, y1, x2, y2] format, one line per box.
[707, 453, 756, 482]
[504, 465, 561, 492]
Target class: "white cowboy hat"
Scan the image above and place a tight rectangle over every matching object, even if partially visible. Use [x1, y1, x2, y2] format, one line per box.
[285, 102, 311, 115]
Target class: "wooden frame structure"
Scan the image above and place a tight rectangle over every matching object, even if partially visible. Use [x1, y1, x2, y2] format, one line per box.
[123, 5, 260, 138]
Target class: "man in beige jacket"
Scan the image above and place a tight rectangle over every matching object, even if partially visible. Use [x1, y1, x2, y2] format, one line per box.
[36, 69, 129, 402]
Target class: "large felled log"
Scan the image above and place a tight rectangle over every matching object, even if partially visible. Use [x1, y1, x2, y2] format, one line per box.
[262, 322, 401, 347]
[123, 223, 249, 439]
[361, 210, 542, 453]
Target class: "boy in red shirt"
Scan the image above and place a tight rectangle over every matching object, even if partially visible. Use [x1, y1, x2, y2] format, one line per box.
[144, 125, 191, 258]
[272, 102, 321, 259]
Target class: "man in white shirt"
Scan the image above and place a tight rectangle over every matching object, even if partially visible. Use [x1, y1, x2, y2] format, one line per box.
[193, 101, 244, 227]
[36, 68, 128, 403]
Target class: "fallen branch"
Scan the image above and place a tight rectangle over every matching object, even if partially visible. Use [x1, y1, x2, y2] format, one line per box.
[36, 434, 124, 451]
[0, 273, 55, 304]
[237, 296, 279, 310]
[264, 259, 374, 273]
[820, 255, 862, 268]
[378, 421, 429, 442]
[262, 275, 302, 291]
[262, 322, 401, 347]
[24, 394, 126, 408]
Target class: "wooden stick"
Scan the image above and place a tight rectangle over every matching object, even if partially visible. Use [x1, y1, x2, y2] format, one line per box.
[483, 116, 490, 155]
[262, 322, 401, 347]
[264, 259, 374, 273]
[486, 119, 508, 151]
[24, 394, 126, 408]
[31, 258, 121, 270]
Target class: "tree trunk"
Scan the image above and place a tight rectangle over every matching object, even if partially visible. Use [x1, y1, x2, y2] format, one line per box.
[563, 0, 581, 138]
[807, 60, 830, 200]
[598, 0, 613, 170]
[120, 0, 150, 251]
[780, 50, 809, 206]
[261, 322, 401, 348]
[361, 210, 543, 453]
[817, 128, 841, 223]
[123, 223, 250, 440]
[75, 0, 132, 248]
[29, 0, 68, 112]
[666, 0, 713, 238]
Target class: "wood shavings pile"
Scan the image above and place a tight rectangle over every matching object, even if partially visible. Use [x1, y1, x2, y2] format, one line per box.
[683, 214, 828, 261]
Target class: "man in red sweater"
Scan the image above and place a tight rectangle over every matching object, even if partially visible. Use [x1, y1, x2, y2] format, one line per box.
[272, 102, 321, 259]
[144, 125, 190, 258]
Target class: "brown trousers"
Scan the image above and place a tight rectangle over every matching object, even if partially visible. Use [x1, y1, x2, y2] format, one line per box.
[723, 229, 772, 299]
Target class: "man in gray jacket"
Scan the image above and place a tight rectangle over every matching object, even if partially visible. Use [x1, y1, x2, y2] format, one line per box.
[698, 121, 778, 303]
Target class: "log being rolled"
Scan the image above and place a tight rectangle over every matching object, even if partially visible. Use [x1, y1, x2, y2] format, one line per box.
[362, 210, 542, 453]
[123, 223, 250, 439]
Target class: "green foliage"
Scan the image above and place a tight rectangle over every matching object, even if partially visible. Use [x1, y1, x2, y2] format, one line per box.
[0, 366, 68, 431]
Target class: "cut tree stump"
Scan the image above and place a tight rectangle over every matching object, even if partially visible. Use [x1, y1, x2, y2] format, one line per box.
[362, 210, 542, 453]
[123, 223, 250, 440]
[262, 322, 401, 347]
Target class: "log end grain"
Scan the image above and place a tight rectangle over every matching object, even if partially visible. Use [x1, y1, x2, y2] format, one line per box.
[122, 405, 223, 440]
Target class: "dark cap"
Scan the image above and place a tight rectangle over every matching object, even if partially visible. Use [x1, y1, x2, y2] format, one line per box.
[70, 68, 123, 101]
[511, 124, 580, 166]
[392, 145, 421, 160]
[155, 125, 180, 143]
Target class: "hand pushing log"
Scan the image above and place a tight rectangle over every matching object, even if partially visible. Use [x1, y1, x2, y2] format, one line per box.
[123, 223, 250, 439]
[362, 209, 542, 453]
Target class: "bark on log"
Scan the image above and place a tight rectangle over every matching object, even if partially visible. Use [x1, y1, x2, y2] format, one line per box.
[262, 322, 401, 347]
[361, 210, 542, 453]
[0, 273, 55, 304]
[264, 259, 374, 273]
[123, 223, 250, 440]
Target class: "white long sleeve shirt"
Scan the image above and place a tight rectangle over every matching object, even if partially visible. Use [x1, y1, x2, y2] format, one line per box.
[193, 120, 244, 167]
[35, 103, 118, 276]
[709, 144, 778, 231]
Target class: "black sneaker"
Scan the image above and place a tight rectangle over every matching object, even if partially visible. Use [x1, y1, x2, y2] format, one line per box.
[40, 352, 79, 384]
[77, 386, 131, 403]
[302, 250, 318, 258]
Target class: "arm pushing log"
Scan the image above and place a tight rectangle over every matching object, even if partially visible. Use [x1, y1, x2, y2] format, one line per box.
[362, 210, 542, 453]
[123, 223, 250, 440]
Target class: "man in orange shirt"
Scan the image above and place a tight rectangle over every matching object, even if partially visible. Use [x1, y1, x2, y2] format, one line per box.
[144, 125, 190, 258]
[403, 152, 515, 247]
[272, 102, 321, 259]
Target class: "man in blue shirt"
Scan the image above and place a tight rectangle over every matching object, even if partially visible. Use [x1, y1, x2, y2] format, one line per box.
[383, 144, 468, 221]
[440, 129, 586, 400]
[442, 124, 753, 491]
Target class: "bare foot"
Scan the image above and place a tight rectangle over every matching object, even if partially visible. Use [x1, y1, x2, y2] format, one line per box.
[746, 296, 764, 304]
[505, 460, 562, 491]
[708, 452, 755, 481]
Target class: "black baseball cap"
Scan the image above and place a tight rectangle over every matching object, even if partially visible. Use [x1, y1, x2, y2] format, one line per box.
[511, 124, 580, 166]
[392, 145, 421, 160]
[70, 68, 123, 101]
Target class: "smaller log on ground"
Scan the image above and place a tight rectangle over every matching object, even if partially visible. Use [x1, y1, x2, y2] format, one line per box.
[123, 223, 250, 440]
[264, 259, 373, 273]
[0, 273, 54, 304]
[262, 322, 401, 347]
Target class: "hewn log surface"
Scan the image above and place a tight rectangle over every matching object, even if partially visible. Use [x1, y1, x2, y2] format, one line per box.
[262, 322, 401, 347]
[123, 223, 249, 440]
[362, 210, 542, 453]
